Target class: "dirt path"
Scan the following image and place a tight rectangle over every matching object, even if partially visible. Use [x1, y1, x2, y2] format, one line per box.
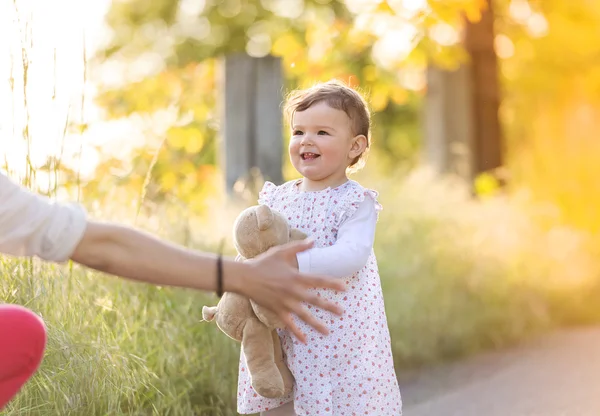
[398, 326, 600, 416]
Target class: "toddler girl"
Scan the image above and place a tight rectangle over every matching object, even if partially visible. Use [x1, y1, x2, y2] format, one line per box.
[237, 80, 403, 415]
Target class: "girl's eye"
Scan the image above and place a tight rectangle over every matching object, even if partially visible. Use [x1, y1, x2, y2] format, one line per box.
[317, 130, 329, 135]
[293, 130, 303, 136]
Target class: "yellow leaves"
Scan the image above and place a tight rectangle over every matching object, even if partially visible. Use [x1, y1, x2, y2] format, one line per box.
[272, 33, 303, 58]
[362, 66, 409, 109]
[474, 172, 500, 198]
[463, 0, 488, 23]
[272, 33, 308, 75]
[376, 1, 396, 15]
[167, 127, 205, 154]
[185, 135, 204, 154]
[391, 85, 409, 105]
[427, 0, 487, 24]
[369, 83, 390, 112]
[160, 170, 178, 190]
[363, 65, 378, 82]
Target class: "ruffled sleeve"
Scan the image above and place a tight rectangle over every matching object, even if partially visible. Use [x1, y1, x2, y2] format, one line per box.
[331, 183, 383, 229]
[257, 181, 278, 206]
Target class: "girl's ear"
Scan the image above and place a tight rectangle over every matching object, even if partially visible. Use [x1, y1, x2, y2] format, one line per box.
[349, 135, 368, 159]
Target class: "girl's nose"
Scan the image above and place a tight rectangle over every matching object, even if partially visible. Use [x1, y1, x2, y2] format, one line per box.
[300, 134, 313, 146]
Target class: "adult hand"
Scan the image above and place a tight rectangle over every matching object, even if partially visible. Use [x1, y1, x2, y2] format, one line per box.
[236, 239, 345, 343]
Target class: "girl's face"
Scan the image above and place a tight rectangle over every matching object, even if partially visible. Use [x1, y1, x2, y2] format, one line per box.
[289, 101, 366, 191]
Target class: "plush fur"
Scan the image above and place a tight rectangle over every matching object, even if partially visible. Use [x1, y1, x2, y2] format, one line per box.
[202, 204, 306, 398]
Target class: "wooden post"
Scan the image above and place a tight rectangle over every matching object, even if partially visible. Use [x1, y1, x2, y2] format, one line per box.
[220, 53, 284, 195]
[423, 65, 475, 180]
[423, 1, 503, 184]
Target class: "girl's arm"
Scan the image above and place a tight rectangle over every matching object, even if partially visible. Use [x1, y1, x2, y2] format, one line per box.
[295, 198, 377, 278]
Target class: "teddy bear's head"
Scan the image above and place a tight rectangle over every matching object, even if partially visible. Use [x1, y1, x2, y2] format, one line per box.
[233, 204, 307, 259]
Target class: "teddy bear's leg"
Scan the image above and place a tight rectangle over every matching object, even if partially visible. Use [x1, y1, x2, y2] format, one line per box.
[242, 318, 285, 398]
[201, 306, 217, 321]
[271, 330, 294, 396]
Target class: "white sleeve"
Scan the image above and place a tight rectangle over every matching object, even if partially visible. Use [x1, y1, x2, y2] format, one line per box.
[0, 173, 88, 262]
[296, 197, 376, 278]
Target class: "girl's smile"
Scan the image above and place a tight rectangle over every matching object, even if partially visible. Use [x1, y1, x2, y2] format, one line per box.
[289, 101, 365, 192]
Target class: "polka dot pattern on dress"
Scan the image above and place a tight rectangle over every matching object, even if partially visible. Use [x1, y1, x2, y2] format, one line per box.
[237, 179, 402, 415]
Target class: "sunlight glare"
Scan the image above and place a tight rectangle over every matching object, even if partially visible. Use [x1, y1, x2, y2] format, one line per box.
[387, 0, 429, 19]
[266, 0, 305, 19]
[372, 23, 421, 70]
[344, 0, 382, 15]
[178, 0, 207, 17]
[398, 67, 426, 91]
[494, 34, 515, 59]
[0, 0, 117, 181]
[526, 13, 549, 38]
[509, 0, 532, 23]
[429, 23, 460, 46]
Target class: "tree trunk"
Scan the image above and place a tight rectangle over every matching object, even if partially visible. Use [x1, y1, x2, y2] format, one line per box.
[424, 0, 503, 185]
[465, 0, 503, 176]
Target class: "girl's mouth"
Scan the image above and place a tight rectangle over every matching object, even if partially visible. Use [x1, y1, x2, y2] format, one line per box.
[301, 152, 320, 160]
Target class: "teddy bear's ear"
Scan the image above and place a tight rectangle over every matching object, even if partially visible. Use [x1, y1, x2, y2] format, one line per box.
[289, 228, 308, 241]
[256, 205, 274, 231]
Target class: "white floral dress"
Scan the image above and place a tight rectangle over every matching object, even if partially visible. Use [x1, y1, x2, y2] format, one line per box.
[237, 179, 402, 415]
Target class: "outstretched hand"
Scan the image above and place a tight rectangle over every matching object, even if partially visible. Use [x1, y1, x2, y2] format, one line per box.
[239, 239, 345, 343]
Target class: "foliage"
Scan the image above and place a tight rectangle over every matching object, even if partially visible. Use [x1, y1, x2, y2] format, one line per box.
[495, 0, 600, 233]
[87, 0, 494, 213]
[90, 62, 222, 215]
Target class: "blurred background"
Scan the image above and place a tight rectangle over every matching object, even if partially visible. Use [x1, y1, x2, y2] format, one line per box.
[2, 0, 600, 414]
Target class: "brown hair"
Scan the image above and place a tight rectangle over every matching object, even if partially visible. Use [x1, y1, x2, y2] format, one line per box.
[284, 79, 371, 172]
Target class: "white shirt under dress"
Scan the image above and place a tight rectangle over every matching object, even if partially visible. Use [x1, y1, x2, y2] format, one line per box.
[237, 179, 403, 416]
[0, 172, 87, 262]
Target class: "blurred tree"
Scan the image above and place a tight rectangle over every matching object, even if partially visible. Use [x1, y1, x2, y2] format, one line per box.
[424, 0, 504, 189]
[87, 0, 493, 212]
[496, 0, 600, 231]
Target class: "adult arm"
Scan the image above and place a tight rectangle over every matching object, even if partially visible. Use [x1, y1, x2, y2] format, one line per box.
[0, 173, 345, 342]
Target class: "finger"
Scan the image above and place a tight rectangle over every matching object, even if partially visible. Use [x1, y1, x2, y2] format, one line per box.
[293, 304, 330, 336]
[297, 290, 344, 316]
[298, 273, 346, 292]
[282, 313, 306, 344]
[307, 296, 344, 316]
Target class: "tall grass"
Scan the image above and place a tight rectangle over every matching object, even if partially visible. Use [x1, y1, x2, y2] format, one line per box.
[4, 2, 600, 415]
[367, 168, 600, 367]
[1, 257, 240, 416]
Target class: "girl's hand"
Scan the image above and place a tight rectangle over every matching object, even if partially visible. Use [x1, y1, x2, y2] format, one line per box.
[232, 239, 345, 344]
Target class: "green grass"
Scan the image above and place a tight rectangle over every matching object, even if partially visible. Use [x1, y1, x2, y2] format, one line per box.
[3, 167, 600, 415]
[1, 258, 241, 415]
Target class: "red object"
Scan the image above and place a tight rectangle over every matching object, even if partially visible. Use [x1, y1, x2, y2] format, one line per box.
[0, 305, 46, 410]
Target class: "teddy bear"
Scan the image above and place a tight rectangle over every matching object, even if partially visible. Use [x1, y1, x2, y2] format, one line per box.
[201, 204, 306, 398]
